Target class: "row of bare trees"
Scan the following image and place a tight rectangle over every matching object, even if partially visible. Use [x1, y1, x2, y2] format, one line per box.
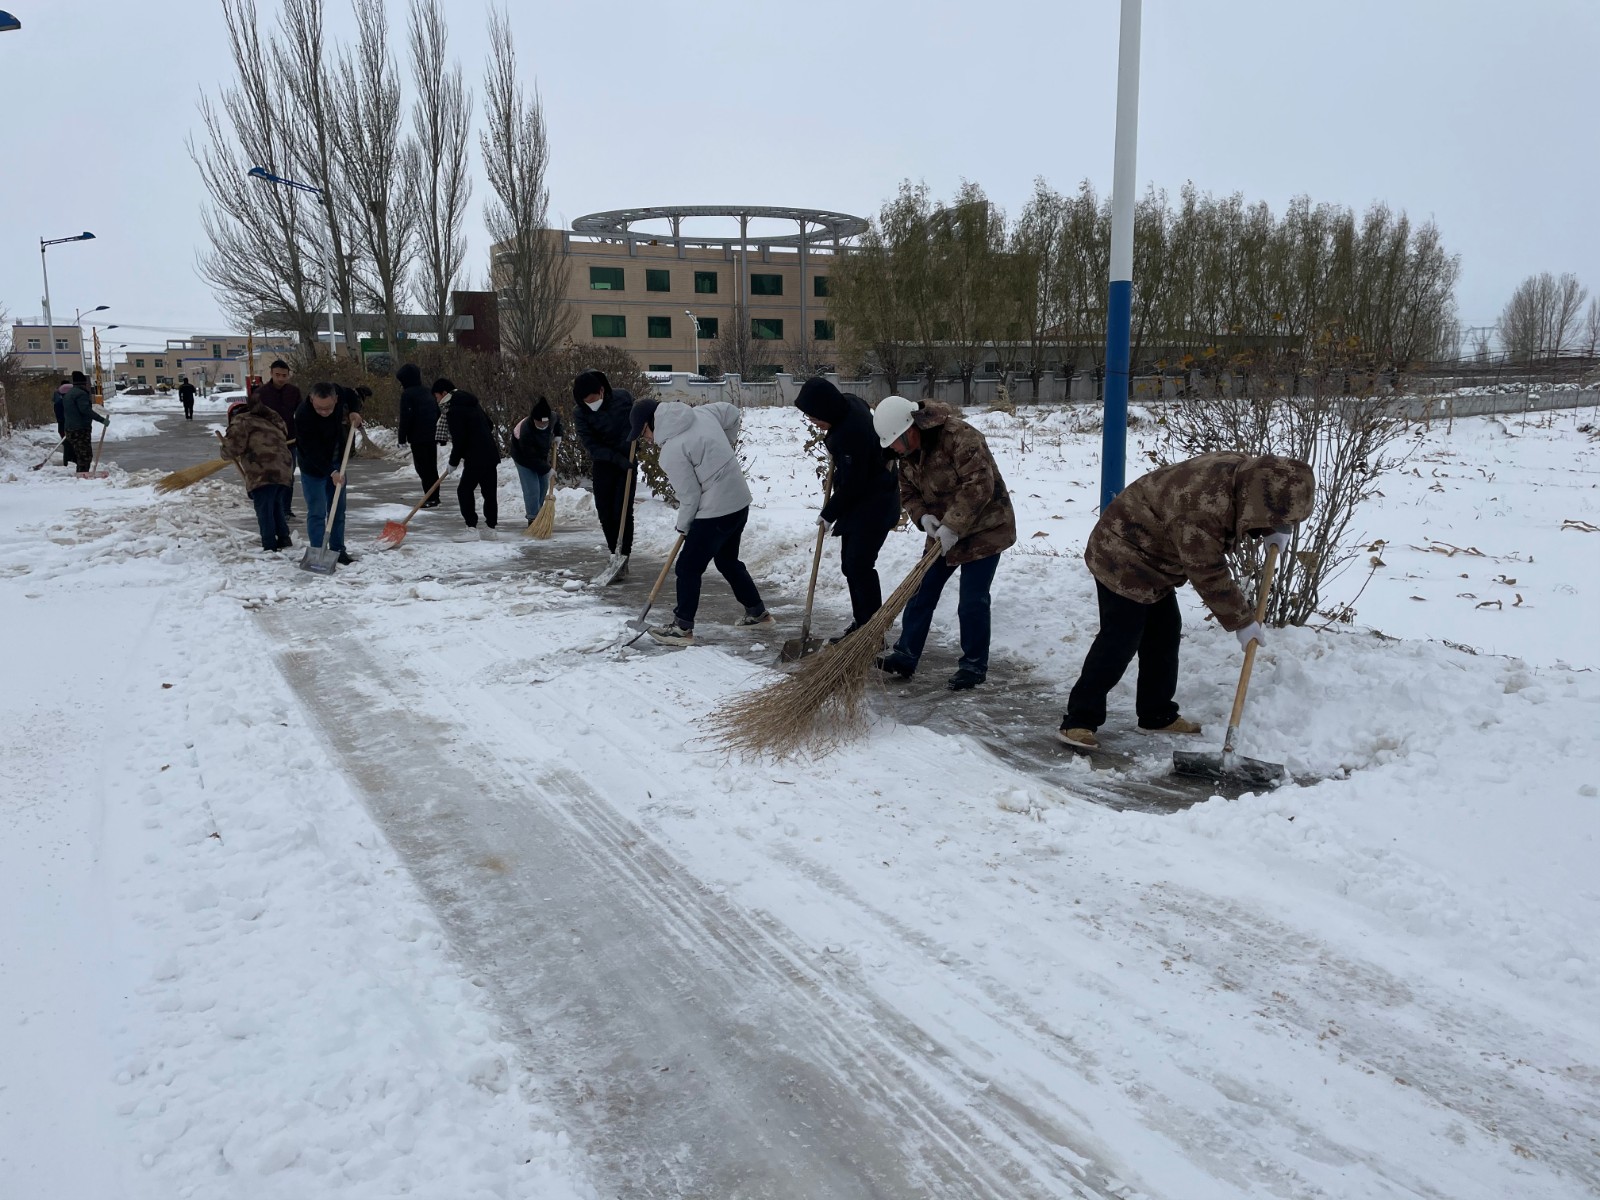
[1494, 272, 1599, 364]
[830, 178, 1463, 401]
[193, 0, 569, 362]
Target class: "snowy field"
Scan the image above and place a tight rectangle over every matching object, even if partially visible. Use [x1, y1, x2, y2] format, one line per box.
[1, 397, 1597, 1199]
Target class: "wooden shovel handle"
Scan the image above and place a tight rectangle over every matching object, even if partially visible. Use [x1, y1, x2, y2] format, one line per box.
[399, 467, 453, 525]
[798, 463, 834, 642]
[637, 533, 686, 624]
[1224, 543, 1281, 744]
[318, 420, 359, 553]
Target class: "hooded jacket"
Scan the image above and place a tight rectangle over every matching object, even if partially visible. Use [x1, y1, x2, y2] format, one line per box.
[653, 401, 750, 532]
[573, 383, 635, 470]
[61, 384, 107, 432]
[895, 402, 1016, 566]
[510, 406, 565, 475]
[219, 400, 294, 492]
[1084, 451, 1317, 630]
[293, 392, 362, 477]
[444, 391, 501, 469]
[395, 363, 439, 448]
[794, 377, 899, 535]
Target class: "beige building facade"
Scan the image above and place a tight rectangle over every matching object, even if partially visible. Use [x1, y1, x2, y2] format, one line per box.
[113, 334, 297, 390]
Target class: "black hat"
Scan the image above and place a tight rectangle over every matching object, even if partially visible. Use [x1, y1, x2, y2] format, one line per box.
[396, 363, 421, 387]
[70, 370, 88, 384]
[627, 397, 660, 444]
[572, 369, 611, 404]
[531, 396, 552, 421]
[431, 377, 455, 396]
[795, 375, 847, 425]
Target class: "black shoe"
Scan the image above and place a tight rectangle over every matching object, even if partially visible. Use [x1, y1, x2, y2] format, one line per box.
[827, 622, 860, 646]
[336, 550, 354, 565]
[945, 668, 985, 692]
[423, 496, 441, 508]
[874, 650, 916, 679]
[277, 535, 294, 549]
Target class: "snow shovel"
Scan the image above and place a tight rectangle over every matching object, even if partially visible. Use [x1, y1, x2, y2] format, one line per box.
[30, 435, 68, 471]
[377, 467, 454, 549]
[591, 441, 638, 586]
[300, 421, 357, 576]
[779, 464, 834, 663]
[80, 416, 112, 479]
[1173, 543, 1286, 788]
[623, 533, 686, 646]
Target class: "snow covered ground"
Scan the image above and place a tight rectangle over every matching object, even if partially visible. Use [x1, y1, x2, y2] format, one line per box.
[1, 398, 1597, 1198]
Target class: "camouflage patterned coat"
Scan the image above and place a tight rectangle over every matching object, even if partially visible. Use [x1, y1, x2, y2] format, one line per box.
[1084, 452, 1316, 630]
[897, 403, 1017, 566]
[220, 401, 295, 493]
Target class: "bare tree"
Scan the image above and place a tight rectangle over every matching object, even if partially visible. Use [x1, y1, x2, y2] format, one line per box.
[1583, 295, 1600, 359]
[404, 0, 472, 343]
[334, 0, 413, 361]
[1498, 272, 1590, 363]
[481, 6, 571, 357]
[191, 0, 324, 351]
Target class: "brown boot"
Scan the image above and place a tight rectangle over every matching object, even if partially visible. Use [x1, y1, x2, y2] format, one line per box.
[1057, 726, 1098, 750]
[1139, 716, 1202, 735]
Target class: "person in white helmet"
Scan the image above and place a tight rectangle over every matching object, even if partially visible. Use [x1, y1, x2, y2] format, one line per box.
[872, 395, 1016, 690]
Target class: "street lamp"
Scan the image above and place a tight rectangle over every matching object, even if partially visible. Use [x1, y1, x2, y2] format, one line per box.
[684, 308, 701, 376]
[0, 10, 20, 33]
[247, 166, 339, 358]
[40, 232, 96, 371]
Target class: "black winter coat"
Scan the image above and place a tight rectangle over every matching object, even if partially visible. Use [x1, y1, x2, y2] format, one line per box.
[445, 392, 501, 469]
[293, 394, 362, 476]
[573, 388, 635, 470]
[795, 379, 900, 536]
[395, 364, 439, 447]
[510, 414, 564, 474]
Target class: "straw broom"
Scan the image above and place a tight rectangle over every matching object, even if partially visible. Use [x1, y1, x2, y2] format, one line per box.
[154, 457, 232, 493]
[705, 544, 944, 759]
[525, 487, 556, 539]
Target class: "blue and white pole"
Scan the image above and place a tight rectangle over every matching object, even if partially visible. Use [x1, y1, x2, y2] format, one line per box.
[1099, 0, 1142, 512]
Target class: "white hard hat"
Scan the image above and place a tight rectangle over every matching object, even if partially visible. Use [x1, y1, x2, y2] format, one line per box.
[872, 395, 920, 447]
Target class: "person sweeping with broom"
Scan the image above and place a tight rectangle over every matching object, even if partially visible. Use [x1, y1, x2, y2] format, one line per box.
[1057, 451, 1315, 751]
[872, 396, 1016, 692]
[794, 377, 901, 641]
[510, 396, 563, 530]
[629, 398, 773, 649]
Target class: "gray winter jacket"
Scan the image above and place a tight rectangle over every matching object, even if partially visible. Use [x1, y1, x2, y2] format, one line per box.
[653, 401, 751, 532]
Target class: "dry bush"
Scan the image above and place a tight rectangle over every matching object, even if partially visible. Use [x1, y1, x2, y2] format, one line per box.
[4, 375, 66, 429]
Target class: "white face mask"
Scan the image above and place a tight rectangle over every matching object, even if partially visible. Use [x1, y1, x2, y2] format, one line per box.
[584, 397, 603, 411]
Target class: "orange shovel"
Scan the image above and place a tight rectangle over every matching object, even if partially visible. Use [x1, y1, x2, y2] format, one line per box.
[377, 467, 453, 548]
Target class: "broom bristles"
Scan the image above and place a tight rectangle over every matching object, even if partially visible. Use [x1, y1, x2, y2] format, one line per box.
[526, 490, 556, 539]
[705, 545, 944, 759]
[154, 457, 233, 494]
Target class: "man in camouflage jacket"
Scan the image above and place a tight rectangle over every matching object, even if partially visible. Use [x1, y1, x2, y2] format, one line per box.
[221, 398, 296, 551]
[873, 397, 1017, 691]
[1059, 451, 1316, 749]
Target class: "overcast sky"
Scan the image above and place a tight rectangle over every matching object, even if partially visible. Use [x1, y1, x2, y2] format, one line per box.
[2, 0, 1596, 351]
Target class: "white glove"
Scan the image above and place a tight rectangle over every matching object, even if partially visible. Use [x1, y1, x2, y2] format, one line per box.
[817, 516, 832, 532]
[919, 514, 941, 536]
[1235, 621, 1266, 651]
[934, 523, 960, 554]
[1263, 526, 1291, 555]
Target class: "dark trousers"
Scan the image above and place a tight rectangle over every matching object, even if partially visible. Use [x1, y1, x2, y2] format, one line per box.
[837, 510, 896, 628]
[182, 400, 195, 419]
[894, 551, 1002, 676]
[410, 440, 439, 499]
[285, 447, 298, 518]
[592, 462, 635, 556]
[250, 484, 291, 550]
[65, 429, 92, 471]
[457, 460, 498, 528]
[673, 506, 763, 630]
[1064, 582, 1182, 731]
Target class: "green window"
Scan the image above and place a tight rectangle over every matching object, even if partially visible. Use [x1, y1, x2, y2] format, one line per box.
[648, 363, 673, 372]
[592, 314, 626, 338]
[648, 316, 673, 339]
[752, 318, 783, 341]
[589, 266, 625, 291]
[135, 358, 145, 368]
[696, 317, 718, 338]
[813, 319, 835, 341]
[694, 271, 718, 294]
[813, 275, 830, 297]
[750, 273, 783, 296]
[646, 269, 670, 292]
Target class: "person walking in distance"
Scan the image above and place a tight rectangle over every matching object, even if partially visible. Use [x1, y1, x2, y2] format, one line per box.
[571, 369, 635, 581]
[395, 363, 441, 506]
[293, 381, 364, 566]
[873, 396, 1016, 691]
[630, 398, 773, 648]
[177, 376, 197, 420]
[220, 394, 294, 551]
[793, 377, 902, 639]
[1057, 452, 1315, 751]
[60, 371, 109, 476]
[253, 360, 302, 520]
[510, 396, 563, 526]
[445, 389, 501, 540]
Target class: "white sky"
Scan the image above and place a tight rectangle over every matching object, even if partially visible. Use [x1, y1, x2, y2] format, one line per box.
[2, 0, 1596, 350]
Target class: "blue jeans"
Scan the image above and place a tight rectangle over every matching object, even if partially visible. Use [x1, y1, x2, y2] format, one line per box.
[250, 484, 292, 550]
[893, 552, 1002, 677]
[515, 463, 550, 522]
[300, 471, 348, 552]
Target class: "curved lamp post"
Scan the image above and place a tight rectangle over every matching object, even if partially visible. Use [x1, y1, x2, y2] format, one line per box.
[684, 308, 701, 376]
[40, 232, 96, 371]
[0, 11, 21, 33]
[247, 166, 338, 358]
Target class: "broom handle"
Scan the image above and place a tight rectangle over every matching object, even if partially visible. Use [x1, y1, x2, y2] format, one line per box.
[798, 464, 834, 643]
[636, 533, 686, 625]
[34, 435, 68, 468]
[319, 420, 359, 553]
[1222, 542, 1281, 756]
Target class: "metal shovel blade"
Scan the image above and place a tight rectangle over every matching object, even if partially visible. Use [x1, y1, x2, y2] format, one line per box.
[1171, 748, 1284, 788]
[778, 635, 824, 664]
[299, 543, 340, 575]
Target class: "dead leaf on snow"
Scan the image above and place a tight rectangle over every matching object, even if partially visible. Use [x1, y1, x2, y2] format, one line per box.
[1475, 599, 1503, 610]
